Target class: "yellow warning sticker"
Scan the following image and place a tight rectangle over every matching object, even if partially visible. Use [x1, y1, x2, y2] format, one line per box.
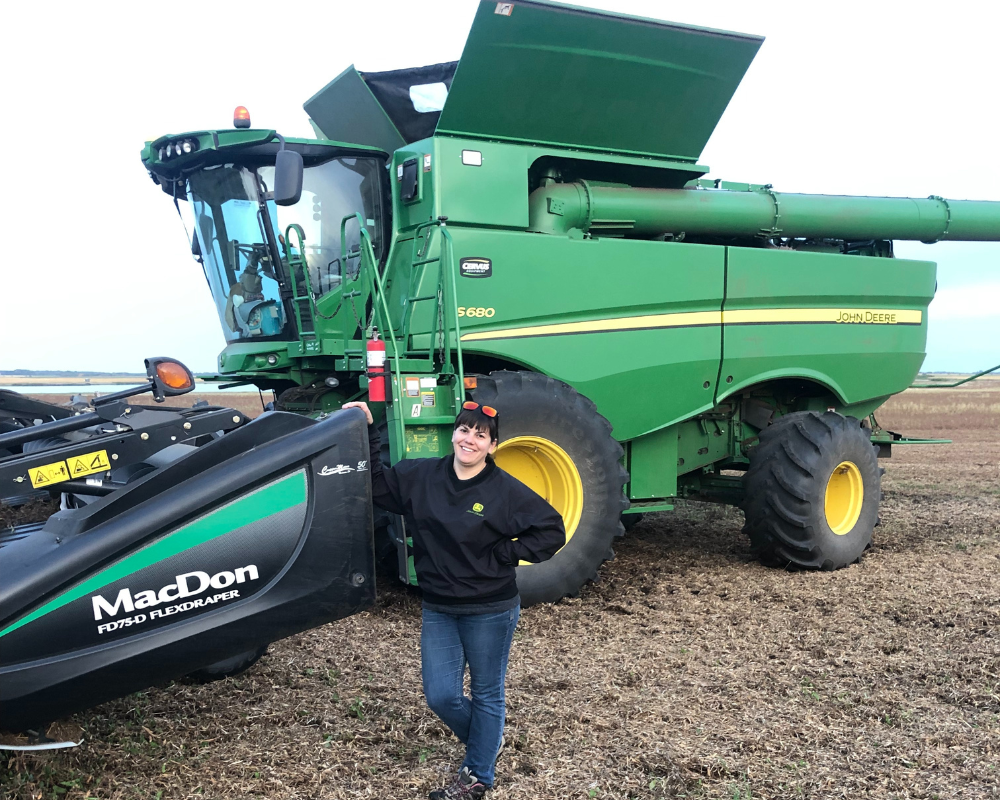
[67, 450, 111, 478]
[29, 461, 70, 488]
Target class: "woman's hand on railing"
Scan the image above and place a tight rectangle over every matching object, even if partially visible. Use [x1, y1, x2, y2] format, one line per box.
[342, 401, 373, 425]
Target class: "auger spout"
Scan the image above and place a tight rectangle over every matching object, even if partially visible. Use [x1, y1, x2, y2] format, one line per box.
[528, 181, 1000, 242]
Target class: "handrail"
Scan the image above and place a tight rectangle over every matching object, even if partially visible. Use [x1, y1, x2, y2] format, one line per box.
[341, 213, 407, 453]
[439, 222, 465, 410]
[406, 220, 449, 357]
[351, 215, 465, 451]
[283, 223, 314, 336]
[337, 215, 369, 331]
[911, 362, 1000, 389]
[408, 220, 464, 392]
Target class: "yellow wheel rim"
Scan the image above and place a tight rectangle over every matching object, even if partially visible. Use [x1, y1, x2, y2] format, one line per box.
[824, 461, 864, 535]
[494, 436, 584, 551]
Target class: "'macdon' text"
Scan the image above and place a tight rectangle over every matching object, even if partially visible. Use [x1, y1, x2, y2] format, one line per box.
[91, 565, 259, 621]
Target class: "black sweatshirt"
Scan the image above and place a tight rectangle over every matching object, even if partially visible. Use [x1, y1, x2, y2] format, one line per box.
[367, 427, 565, 605]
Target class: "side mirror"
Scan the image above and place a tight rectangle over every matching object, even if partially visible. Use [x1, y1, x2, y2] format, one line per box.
[274, 149, 304, 206]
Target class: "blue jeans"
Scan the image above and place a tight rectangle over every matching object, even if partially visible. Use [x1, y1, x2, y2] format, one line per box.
[421, 605, 520, 787]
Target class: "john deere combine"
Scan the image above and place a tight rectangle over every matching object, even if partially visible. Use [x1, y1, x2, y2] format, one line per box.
[3, 0, 998, 733]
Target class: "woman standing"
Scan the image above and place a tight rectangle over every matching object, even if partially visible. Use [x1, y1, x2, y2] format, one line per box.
[342, 400, 565, 798]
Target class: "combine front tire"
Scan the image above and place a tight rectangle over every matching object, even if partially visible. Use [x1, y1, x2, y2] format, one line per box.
[472, 372, 628, 605]
[740, 411, 881, 569]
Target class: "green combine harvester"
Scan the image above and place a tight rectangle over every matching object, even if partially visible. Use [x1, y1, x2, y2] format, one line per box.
[3, 0, 998, 736]
[141, 0, 999, 602]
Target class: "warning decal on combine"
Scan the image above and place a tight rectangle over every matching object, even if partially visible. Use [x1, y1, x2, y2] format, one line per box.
[68, 450, 111, 478]
[29, 461, 70, 488]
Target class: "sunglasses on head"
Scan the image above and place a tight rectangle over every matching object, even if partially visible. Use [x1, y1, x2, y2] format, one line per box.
[462, 401, 498, 418]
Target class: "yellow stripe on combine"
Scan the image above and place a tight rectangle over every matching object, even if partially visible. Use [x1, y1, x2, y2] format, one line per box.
[723, 308, 923, 325]
[459, 311, 721, 341]
[459, 308, 922, 342]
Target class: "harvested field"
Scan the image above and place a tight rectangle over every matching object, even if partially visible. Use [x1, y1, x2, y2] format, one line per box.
[3, 386, 999, 799]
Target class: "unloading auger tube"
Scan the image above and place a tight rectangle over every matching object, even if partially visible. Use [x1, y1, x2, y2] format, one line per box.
[528, 181, 1000, 242]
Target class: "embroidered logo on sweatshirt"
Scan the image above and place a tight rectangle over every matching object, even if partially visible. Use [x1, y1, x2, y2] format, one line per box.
[468, 502, 485, 517]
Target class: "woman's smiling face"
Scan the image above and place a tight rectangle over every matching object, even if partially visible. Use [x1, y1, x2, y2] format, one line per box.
[452, 422, 498, 469]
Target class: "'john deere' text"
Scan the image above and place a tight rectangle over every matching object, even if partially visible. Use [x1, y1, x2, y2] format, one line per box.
[836, 311, 898, 324]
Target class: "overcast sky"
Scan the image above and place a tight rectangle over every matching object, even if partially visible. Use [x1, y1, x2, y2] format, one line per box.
[2, 0, 997, 374]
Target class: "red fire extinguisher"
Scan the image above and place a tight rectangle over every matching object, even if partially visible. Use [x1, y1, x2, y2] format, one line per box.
[366, 327, 387, 402]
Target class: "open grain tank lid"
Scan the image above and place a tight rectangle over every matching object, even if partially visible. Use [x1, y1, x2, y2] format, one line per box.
[305, 62, 458, 156]
[305, 0, 763, 162]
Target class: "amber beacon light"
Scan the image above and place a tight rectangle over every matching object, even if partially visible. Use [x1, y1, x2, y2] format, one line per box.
[233, 106, 251, 129]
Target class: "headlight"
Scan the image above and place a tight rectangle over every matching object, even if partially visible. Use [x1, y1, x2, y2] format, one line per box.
[157, 138, 199, 160]
[266, 354, 279, 366]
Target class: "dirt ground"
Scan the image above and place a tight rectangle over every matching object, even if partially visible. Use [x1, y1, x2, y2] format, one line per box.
[3, 385, 999, 799]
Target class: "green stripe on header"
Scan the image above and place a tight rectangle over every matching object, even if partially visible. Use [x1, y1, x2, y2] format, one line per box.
[0, 471, 307, 639]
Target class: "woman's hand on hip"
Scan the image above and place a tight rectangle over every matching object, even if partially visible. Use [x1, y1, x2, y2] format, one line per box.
[342, 401, 373, 425]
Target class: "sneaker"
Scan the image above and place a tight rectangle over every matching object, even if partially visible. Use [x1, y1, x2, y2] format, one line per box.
[429, 767, 488, 799]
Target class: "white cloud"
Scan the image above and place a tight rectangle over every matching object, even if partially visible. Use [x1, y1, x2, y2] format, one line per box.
[929, 283, 1000, 322]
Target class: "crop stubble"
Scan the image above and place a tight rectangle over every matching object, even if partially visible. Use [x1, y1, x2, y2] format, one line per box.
[3, 386, 998, 799]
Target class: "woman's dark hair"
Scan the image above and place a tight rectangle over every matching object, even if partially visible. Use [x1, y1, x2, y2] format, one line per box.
[454, 407, 499, 443]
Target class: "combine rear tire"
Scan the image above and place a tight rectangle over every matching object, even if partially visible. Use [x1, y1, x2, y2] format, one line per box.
[740, 411, 881, 569]
[472, 372, 628, 605]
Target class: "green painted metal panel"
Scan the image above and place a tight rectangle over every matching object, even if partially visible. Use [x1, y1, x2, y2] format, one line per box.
[479, 327, 720, 442]
[676, 416, 730, 474]
[399, 242, 444, 347]
[391, 144, 436, 233]
[629, 425, 678, 500]
[304, 66, 406, 156]
[0, 472, 307, 638]
[423, 138, 713, 235]
[434, 139, 530, 229]
[382, 236, 417, 334]
[719, 248, 937, 404]
[438, 0, 762, 160]
[432, 230, 724, 441]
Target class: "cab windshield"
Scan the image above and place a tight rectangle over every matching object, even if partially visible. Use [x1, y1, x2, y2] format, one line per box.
[188, 156, 385, 343]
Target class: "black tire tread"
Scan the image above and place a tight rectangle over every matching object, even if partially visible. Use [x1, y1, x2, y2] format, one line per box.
[740, 411, 881, 570]
[474, 371, 627, 605]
